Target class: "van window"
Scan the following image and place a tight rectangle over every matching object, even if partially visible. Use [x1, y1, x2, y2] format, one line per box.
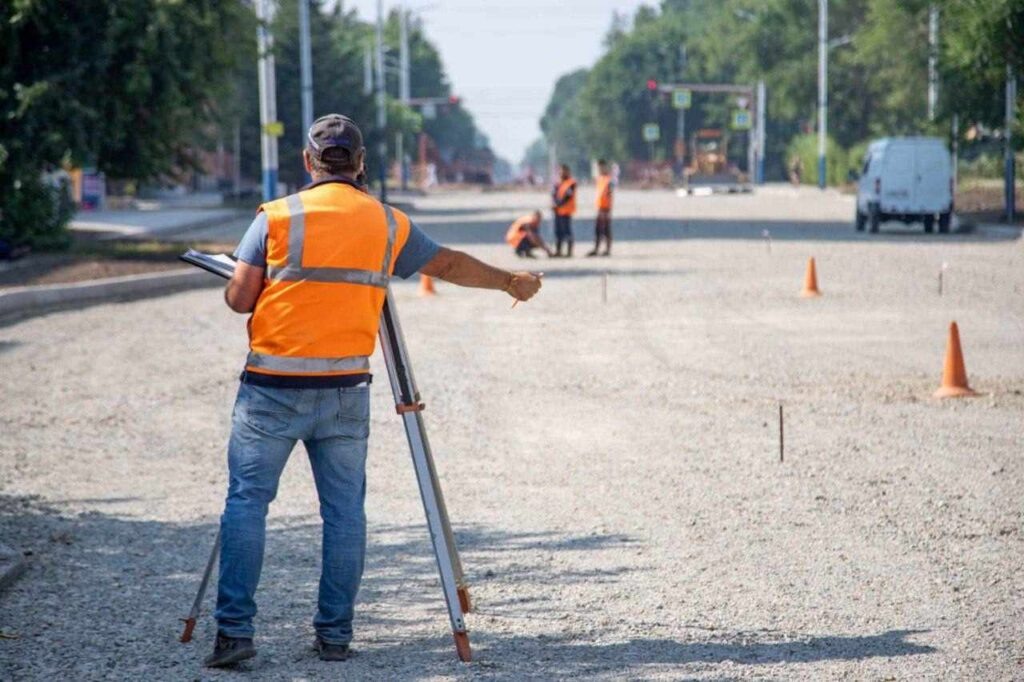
[861, 154, 872, 175]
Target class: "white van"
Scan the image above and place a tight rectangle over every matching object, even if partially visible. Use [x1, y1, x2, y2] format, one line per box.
[855, 137, 953, 233]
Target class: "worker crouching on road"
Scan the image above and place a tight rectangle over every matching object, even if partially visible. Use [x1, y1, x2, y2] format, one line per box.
[206, 114, 542, 669]
[551, 163, 577, 257]
[587, 159, 613, 257]
[505, 210, 551, 258]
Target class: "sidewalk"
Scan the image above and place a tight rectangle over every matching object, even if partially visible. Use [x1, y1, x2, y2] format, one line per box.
[71, 207, 245, 240]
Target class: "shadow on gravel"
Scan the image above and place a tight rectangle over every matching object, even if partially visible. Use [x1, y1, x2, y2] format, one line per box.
[0, 495, 638, 678]
[456, 626, 937, 675]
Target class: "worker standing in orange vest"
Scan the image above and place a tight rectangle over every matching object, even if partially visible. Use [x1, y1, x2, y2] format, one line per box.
[206, 114, 542, 669]
[587, 159, 614, 257]
[551, 164, 577, 257]
[505, 210, 551, 258]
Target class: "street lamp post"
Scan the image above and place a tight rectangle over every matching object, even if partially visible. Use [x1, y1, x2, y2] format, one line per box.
[375, 0, 388, 203]
[298, 0, 314, 183]
[1007, 65, 1017, 223]
[256, 0, 279, 201]
[817, 0, 827, 189]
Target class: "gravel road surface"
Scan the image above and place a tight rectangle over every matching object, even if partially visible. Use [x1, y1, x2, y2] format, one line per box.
[1, 186, 1022, 680]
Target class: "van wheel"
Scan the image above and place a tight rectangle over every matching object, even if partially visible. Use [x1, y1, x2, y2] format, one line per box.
[855, 208, 866, 231]
[923, 215, 935, 233]
[869, 204, 881, 233]
[938, 211, 951, 233]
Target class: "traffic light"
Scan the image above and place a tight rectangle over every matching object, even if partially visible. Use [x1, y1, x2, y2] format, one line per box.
[646, 79, 658, 92]
[448, 95, 461, 105]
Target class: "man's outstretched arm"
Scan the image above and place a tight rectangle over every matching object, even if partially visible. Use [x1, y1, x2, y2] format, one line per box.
[420, 247, 542, 302]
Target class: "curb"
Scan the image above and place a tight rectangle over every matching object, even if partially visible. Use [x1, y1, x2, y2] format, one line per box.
[0, 542, 28, 592]
[0, 268, 221, 325]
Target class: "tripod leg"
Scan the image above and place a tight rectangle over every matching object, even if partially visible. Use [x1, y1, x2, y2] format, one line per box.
[423, 442, 472, 613]
[180, 528, 220, 643]
[378, 292, 472, 662]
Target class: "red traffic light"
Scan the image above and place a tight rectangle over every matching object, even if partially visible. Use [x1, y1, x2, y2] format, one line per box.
[646, 79, 658, 91]
[448, 95, 460, 105]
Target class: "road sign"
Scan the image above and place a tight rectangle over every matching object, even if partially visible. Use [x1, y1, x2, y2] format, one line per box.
[642, 123, 661, 142]
[731, 110, 752, 130]
[421, 102, 437, 120]
[736, 96, 750, 110]
[672, 89, 692, 109]
[262, 121, 284, 137]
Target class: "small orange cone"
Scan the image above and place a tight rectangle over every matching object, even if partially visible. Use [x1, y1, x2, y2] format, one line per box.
[418, 274, 436, 297]
[934, 321, 977, 398]
[800, 257, 821, 297]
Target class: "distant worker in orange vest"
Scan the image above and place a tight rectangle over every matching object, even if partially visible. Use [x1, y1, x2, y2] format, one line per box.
[551, 164, 577, 257]
[207, 114, 543, 669]
[505, 210, 552, 258]
[587, 159, 614, 257]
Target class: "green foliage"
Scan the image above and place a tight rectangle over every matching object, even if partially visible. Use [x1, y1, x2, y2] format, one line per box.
[0, 175, 74, 251]
[539, 0, 1023, 184]
[786, 133, 853, 186]
[540, 69, 591, 177]
[0, 0, 250, 248]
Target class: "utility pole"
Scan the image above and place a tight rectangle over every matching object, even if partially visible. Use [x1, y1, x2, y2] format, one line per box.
[363, 47, 374, 95]
[1007, 65, 1017, 223]
[756, 79, 766, 185]
[375, 0, 388, 203]
[928, 4, 939, 122]
[675, 45, 687, 182]
[399, 7, 411, 191]
[298, 0, 314, 183]
[256, 0, 279, 201]
[817, 0, 827, 189]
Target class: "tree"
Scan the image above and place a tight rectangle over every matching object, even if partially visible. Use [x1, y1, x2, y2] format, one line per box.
[0, 0, 251, 248]
[540, 69, 592, 177]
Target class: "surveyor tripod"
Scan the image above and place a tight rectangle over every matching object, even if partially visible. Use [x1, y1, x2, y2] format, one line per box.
[177, 251, 473, 662]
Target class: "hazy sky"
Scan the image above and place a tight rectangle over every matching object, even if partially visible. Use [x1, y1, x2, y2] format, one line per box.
[342, 0, 651, 163]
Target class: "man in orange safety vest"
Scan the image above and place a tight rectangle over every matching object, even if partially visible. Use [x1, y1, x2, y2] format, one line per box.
[205, 114, 542, 668]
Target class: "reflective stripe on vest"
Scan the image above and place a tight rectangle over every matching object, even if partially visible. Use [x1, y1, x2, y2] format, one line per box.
[264, 193, 398, 289]
[245, 352, 370, 374]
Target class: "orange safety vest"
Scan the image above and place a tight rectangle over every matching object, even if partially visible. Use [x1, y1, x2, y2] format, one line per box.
[553, 178, 577, 216]
[246, 181, 411, 377]
[505, 214, 537, 246]
[595, 175, 613, 211]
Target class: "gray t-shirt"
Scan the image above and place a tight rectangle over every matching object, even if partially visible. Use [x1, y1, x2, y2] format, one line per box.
[233, 211, 440, 279]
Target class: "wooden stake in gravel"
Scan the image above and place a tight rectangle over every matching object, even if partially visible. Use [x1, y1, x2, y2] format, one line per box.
[602, 271, 608, 304]
[779, 403, 784, 463]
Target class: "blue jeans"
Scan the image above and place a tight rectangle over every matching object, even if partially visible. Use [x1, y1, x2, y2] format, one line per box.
[214, 381, 370, 644]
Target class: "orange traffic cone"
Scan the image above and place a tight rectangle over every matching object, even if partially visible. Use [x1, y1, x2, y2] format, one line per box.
[800, 257, 821, 298]
[934, 321, 977, 398]
[418, 274, 436, 297]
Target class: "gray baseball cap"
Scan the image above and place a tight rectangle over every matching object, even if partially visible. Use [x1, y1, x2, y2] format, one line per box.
[307, 114, 363, 162]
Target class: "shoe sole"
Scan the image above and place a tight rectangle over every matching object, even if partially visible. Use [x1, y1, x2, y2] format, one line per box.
[204, 648, 256, 668]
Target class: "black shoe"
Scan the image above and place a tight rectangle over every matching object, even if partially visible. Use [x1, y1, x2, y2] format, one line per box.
[204, 633, 256, 668]
[585, 250, 598, 257]
[314, 636, 351, 662]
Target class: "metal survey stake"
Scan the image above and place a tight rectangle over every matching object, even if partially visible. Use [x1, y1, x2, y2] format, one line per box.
[778, 404, 784, 463]
[178, 250, 474, 662]
[180, 529, 221, 643]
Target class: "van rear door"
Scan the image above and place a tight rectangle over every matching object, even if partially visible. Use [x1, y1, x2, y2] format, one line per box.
[914, 141, 951, 213]
[881, 143, 914, 211]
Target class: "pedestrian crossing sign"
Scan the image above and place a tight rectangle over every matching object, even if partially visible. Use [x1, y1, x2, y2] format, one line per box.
[642, 123, 661, 142]
[672, 89, 692, 109]
[731, 110, 752, 130]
